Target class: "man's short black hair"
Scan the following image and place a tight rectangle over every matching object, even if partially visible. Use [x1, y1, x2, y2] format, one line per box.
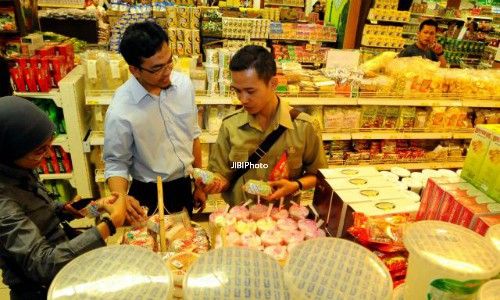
[419, 19, 438, 31]
[229, 45, 276, 83]
[119, 21, 168, 68]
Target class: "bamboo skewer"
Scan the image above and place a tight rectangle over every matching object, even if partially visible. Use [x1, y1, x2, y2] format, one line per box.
[157, 176, 167, 252]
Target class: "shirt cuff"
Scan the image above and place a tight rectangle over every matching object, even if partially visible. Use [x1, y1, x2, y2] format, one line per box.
[69, 227, 106, 255]
[104, 170, 130, 181]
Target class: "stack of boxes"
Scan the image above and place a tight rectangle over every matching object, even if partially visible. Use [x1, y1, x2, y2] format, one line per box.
[313, 167, 420, 237]
[164, 6, 201, 57]
[36, 146, 73, 175]
[416, 125, 500, 235]
[9, 39, 75, 92]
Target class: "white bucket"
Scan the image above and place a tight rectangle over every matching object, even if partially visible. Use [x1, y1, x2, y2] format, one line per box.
[391, 167, 411, 179]
[403, 221, 500, 300]
[284, 238, 392, 300]
[403, 190, 421, 203]
[395, 181, 409, 191]
[477, 279, 500, 300]
[381, 170, 400, 183]
[456, 169, 462, 176]
[485, 224, 500, 253]
[437, 169, 458, 178]
[402, 177, 423, 195]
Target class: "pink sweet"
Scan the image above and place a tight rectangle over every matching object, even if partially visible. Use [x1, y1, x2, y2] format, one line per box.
[297, 219, 318, 232]
[277, 218, 298, 231]
[304, 228, 326, 240]
[264, 245, 288, 261]
[289, 204, 309, 220]
[209, 210, 225, 224]
[271, 208, 289, 220]
[249, 204, 268, 221]
[229, 205, 250, 221]
[256, 217, 276, 235]
[239, 232, 262, 249]
[281, 230, 305, 245]
[226, 232, 241, 247]
[261, 229, 283, 246]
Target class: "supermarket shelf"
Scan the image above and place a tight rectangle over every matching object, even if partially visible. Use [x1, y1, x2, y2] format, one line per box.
[38, 3, 84, 8]
[330, 161, 464, 171]
[322, 132, 351, 141]
[351, 131, 452, 140]
[40, 172, 73, 180]
[196, 95, 238, 105]
[410, 13, 464, 22]
[53, 134, 70, 152]
[88, 130, 104, 146]
[285, 97, 357, 106]
[368, 19, 409, 25]
[360, 44, 403, 49]
[14, 89, 62, 107]
[264, 2, 304, 7]
[462, 99, 500, 108]
[270, 37, 337, 43]
[86, 94, 113, 105]
[357, 97, 462, 107]
[453, 132, 473, 139]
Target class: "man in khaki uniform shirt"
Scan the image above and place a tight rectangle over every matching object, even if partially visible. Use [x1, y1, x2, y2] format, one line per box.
[200, 46, 327, 206]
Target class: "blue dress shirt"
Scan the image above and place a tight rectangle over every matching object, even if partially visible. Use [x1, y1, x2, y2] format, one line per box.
[104, 71, 201, 183]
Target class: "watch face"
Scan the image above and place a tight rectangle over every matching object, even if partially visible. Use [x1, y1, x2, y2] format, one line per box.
[349, 178, 367, 185]
[360, 189, 380, 197]
[375, 201, 396, 210]
[341, 169, 359, 175]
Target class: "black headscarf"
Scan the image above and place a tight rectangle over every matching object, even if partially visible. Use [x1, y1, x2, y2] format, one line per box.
[0, 96, 55, 163]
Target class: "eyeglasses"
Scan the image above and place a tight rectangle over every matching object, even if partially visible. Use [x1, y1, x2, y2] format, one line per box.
[139, 61, 174, 75]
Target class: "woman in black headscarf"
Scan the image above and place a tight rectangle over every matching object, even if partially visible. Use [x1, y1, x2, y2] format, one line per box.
[0, 96, 145, 299]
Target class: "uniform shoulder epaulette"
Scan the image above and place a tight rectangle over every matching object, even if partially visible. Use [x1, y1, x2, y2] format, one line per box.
[294, 111, 312, 123]
[222, 107, 244, 120]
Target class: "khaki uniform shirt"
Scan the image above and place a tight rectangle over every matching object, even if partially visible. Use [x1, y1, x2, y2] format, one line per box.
[209, 100, 327, 206]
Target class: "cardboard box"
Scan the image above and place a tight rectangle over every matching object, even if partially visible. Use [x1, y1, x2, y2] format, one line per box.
[474, 215, 500, 236]
[322, 176, 395, 191]
[317, 167, 380, 180]
[314, 186, 407, 237]
[461, 125, 497, 187]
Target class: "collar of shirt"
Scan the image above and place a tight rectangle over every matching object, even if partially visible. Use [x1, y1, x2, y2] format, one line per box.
[0, 163, 37, 187]
[128, 71, 182, 104]
[237, 99, 294, 132]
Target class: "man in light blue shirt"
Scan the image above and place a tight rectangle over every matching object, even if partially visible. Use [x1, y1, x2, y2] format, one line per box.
[104, 22, 204, 215]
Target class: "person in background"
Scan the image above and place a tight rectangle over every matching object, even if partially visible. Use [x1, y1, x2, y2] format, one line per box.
[197, 46, 327, 206]
[398, 19, 447, 67]
[0, 55, 13, 97]
[312, 1, 325, 21]
[0, 96, 145, 300]
[445, 20, 458, 38]
[104, 22, 205, 215]
[464, 21, 479, 41]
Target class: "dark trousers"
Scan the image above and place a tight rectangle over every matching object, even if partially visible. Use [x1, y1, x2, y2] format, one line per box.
[10, 286, 46, 300]
[128, 177, 193, 216]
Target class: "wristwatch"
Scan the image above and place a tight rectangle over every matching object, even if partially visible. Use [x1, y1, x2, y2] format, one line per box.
[101, 215, 116, 236]
[294, 179, 303, 191]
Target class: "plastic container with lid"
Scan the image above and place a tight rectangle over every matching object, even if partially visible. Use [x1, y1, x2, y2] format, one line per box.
[403, 221, 500, 300]
[403, 190, 421, 203]
[477, 279, 500, 300]
[48, 245, 173, 300]
[437, 169, 458, 178]
[422, 169, 440, 178]
[380, 170, 400, 183]
[410, 172, 424, 181]
[394, 180, 408, 191]
[390, 167, 411, 179]
[402, 177, 423, 194]
[485, 224, 500, 252]
[183, 247, 289, 300]
[284, 238, 392, 300]
[456, 169, 462, 176]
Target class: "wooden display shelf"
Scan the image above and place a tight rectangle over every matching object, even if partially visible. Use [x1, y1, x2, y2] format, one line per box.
[357, 97, 462, 107]
[14, 89, 62, 107]
[53, 134, 70, 152]
[329, 160, 464, 171]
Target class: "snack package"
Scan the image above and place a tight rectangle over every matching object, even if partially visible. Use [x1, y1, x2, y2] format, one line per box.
[192, 168, 215, 185]
[243, 180, 272, 197]
[269, 151, 289, 181]
[348, 212, 414, 252]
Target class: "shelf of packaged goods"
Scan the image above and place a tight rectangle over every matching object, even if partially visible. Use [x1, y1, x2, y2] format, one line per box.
[14, 89, 62, 107]
[322, 132, 351, 141]
[53, 134, 70, 152]
[329, 160, 464, 171]
[38, 3, 84, 8]
[39, 173, 74, 184]
[360, 44, 403, 49]
[462, 99, 500, 108]
[368, 19, 409, 25]
[453, 132, 473, 139]
[351, 131, 453, 140]
[264, 2, 304, 8]
[88, 130, 104, 146]
[86, 94, 113, 105]
[410, 13, 464, 22]
[269, 37, 337, 43]
[357, 97, 462, 107]
[196, 95, 238, 105]
[285, 97, 357, 106]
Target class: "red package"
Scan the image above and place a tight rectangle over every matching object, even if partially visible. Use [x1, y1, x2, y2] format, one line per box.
[373, 251, 408, 273]
[9, 67, 27, 92]
[56, 43, 74, 72]
[23, 66, 38, 92]
[269, 151, 289, 181]
[39, 158, 49, 174]
[37, 45, 56, 57]
[15, 56, 29, 69]
[29, 55, 40, 69]
[51, 56, 67, 85]
[36, 66, 51, 92]
[50, 155, 60, 174]
[60, 148, 72, 173]
[45, 158, 55, 174]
